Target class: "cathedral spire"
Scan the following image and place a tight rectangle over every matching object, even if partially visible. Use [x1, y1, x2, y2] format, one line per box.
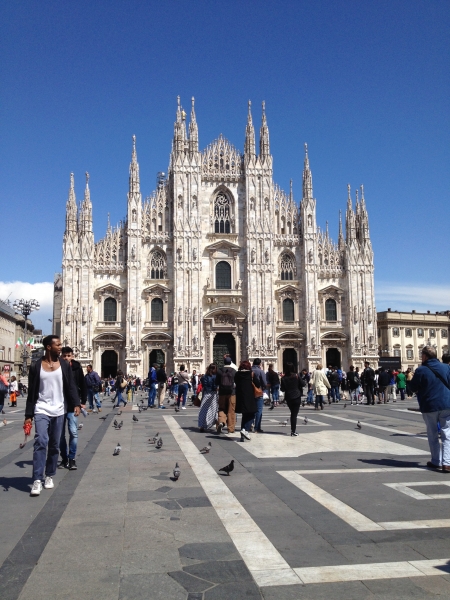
[188, 96, 198, 154]
[129, 135, 140, 194]
[244, 100, 256, 158]
[359, 184, 370, 242]
[80, 171, 93, 234]
[338, 210, 345, 249]
[289, 179, 293, 202]
[173, 96, 186, 155]
[106, 212, 111, 235]
[302, 143, 313, 200]
[346, 184, 356, 243]
[259, 101, 270, 158]
[65, 172, 78, 233]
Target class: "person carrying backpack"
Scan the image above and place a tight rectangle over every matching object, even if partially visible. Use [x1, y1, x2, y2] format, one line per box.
[216, 357, 236, 434]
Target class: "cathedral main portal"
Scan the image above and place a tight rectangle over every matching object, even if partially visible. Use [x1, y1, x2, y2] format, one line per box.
[213, 333, 236, 367]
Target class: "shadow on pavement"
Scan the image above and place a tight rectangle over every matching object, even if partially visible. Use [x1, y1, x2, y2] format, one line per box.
[0, 476, 32, 492]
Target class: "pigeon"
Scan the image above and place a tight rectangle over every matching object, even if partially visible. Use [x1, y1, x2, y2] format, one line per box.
[116, 410, 122, 416]
[173, 462, 181, 480]
[138, 405, 142, 413]
[280, 420, 288, 427]
[301, 401, 306, 407]
[132, 415, 139, 422]
[113, 442, 121, 456]
[357, 421, 362, 429]
[343, 403, 347, 409]
[174, 406, 179, 412]
[78, 423, 83, 430]
[219, 460, 234, 476]
[92, 409, 98, 414]
[80, 407, 88, 417]
[155, 437, 163, 449]
[113, 419, 118, 427]
[200, 442, 212, 454]
[304, 416, 308, 425]
[99, 415, 107, 420]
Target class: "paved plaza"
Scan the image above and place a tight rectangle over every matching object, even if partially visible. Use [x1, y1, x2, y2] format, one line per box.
[1, 393, 450, 599]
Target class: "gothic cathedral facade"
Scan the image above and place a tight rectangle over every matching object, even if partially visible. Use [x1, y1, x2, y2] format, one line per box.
[54, 98, 378, 377]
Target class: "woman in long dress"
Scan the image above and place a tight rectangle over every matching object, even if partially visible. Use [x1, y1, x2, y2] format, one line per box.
[198, 363, 218, 432]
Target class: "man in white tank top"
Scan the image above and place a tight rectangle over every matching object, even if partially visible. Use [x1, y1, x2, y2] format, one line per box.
[25, 335, 80, 496]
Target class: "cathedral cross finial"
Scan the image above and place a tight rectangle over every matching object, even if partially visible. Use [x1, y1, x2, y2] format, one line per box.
[85, 171, 90, 188]
[304, 142, 308, 157]
[70, 172, 74, 190]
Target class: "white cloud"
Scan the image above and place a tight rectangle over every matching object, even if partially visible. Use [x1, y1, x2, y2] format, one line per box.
[0, 281, 54, 333]
[376, 281, 450, 312]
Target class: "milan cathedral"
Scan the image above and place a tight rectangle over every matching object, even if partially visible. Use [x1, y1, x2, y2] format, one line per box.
[53, 98, 377, 377]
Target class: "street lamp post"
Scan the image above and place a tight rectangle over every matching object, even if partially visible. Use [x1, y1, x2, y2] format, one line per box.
[13, 298, 40, 376]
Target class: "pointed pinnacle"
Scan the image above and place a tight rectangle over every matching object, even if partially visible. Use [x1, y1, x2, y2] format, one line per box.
[70, 172, 74, 190]
[85, 171, 90, 188]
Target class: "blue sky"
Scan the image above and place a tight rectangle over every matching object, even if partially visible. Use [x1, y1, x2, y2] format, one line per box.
[1, 0, 449, 331]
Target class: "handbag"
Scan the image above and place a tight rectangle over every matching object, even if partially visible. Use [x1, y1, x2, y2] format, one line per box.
[252, 372, 262, 397]
[192, 395, 201, 407]
[120, 379, 127, 389]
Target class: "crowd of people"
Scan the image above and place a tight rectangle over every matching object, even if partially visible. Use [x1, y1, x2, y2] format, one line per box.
[0, 331, 447, 496]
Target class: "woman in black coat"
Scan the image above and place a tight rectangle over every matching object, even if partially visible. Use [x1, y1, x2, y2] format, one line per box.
[280, 362, 305, 436]
[234, 360, 256, 441]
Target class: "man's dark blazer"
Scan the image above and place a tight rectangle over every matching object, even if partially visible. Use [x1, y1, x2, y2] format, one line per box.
[25, 358, 81, 419]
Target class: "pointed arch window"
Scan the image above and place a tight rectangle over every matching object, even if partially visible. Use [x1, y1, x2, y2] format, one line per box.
[151, 298, 164, 322]
[283, 298, 295, 322]
[325, 299, 337, 322]
[148, 250, 167, 279]
[216, 261, 231, 289]
[280, 252, 295, 280]
[104, 297, 117, 322]
[214, 192, 231, 233]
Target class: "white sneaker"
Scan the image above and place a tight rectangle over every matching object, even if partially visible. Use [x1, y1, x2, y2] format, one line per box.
[44, 476, 54, 489]
[30, 480, 43, 496]
[181, 406, 186, 410]
[241, 429, 251, 440]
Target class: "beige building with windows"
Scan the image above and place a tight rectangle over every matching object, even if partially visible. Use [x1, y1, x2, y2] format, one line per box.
[54, 98, 377, 377]
[377, 309, 450, 368]
[0, 300, 16, 375]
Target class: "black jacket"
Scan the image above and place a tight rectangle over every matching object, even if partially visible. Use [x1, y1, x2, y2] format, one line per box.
[378, 371, 391, 387]
[327, 371, 340, 387]
[25, 358, 81, 419]
[71, 359, 87, 404]
[157, 368, 168, 383]
[235, 370, 256, 414]
[281, 374, 305, 401]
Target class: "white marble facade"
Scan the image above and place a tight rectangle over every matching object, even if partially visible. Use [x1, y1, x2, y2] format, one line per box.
[55, 98, 378, 377]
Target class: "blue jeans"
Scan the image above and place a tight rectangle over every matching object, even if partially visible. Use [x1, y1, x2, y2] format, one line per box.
[33, 414, 65, 481]
[148, 383, 157, 406]
[115, 390, 126, 407]
[171, 384, 178, 398]
[422, 409, 450, 466]
[331, 386, 341, 402]
[59, 412, 78, 460]
[307, 389, 314, 404]
[177, 384, 188, 407]
[271, 385, 280, 403]
[87, 388, 101, 409]
[254, 396, 264, 431]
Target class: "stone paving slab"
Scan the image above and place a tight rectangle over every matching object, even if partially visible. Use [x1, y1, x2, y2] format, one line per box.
[1, 399, 450, 598]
